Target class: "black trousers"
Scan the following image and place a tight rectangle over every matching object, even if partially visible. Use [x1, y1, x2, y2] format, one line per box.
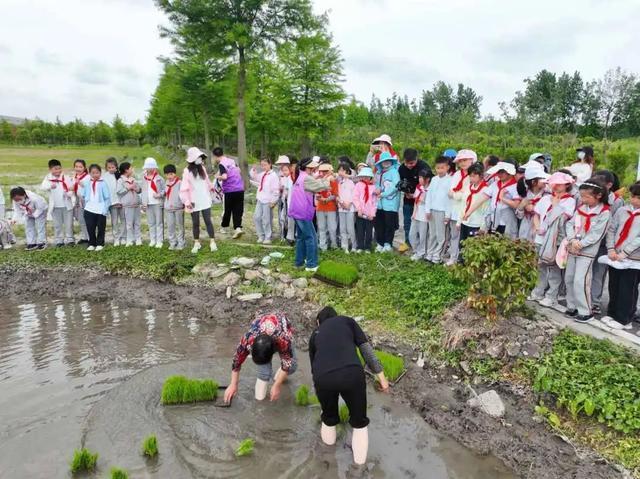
[192, 208, 215, 240]
[355, 216, 374, 250]
[221, 191, 244, 229]
[84, 210, 106, 247]
[458, 224, 480, 263]
[607, 267, 640, 325]
[314, 365, 369, 429]
[375, 209, 398, 246]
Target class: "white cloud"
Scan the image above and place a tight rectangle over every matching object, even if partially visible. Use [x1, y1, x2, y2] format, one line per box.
[0, 0, 639, 122]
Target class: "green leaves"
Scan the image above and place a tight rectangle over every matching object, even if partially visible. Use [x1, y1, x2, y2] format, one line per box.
[316, 260, 358, 286]
[70, 448, 98, 474]
[161, 376, 219, 405]
[235, 438, 255, 457]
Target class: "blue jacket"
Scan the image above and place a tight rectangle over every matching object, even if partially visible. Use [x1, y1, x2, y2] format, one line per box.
[82, 178, 111, 216]
[374, 155, 400, 212]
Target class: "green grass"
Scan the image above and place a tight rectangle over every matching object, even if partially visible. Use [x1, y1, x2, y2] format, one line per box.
[357, 348, 405, 382]
[235, 438, 255, 457]
[294, 385, 319, 406]
[141, 434, 158, 458]
[161, 376, 219, 405]
[110, 467, 129, 479]
[315, 260, 359, 286]
[69, 447, 98, 474]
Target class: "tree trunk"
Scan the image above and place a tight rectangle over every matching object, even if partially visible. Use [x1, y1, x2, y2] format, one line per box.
[237, 47, 249, 185]
[301, 133, 311, 158]
[202, 111, 213, 174]
[260, 129, 267, 159]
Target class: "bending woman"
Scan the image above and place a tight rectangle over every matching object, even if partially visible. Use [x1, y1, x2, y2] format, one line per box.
[309, 306, 389, 465]
[180, 147, 217, 253]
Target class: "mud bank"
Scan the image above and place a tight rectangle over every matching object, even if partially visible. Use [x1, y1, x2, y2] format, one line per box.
[0, 265, 624, 479]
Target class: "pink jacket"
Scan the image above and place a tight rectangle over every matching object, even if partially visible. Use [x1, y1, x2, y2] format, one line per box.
[179, 168, 214, 207]
[338, 177, 356, 213]
[353, 181, 377, 218]
[250, 170, 281, 204]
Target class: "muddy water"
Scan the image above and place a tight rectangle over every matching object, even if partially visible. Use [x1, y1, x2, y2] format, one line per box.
[0, 299, 515, 479]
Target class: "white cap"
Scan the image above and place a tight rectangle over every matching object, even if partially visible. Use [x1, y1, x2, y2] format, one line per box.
[143, 157, 158, 170]
[275, 155, 290, 165]
[371, 134, 392, 146]
[186, 146, 206, 164]
[524, 168, 549, 181]
[486, 161, 516, 177]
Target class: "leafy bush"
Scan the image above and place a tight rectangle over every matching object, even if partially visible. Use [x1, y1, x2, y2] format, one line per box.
[161, 376, 218, 405]
[455, 234, 537, 319]
[533, 330, 640, 434]
[110, 467, 129, 479]
[316, 260, 359, 286]
[235, 438, 255, 457]
[357, 348, 405, 382]
[70, 448, 98, 474]
[141, 434, 158, 458]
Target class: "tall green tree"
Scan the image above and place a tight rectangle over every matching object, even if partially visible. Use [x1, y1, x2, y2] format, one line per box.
[112, 115, 130, 145]
[156, 0, 317, 180]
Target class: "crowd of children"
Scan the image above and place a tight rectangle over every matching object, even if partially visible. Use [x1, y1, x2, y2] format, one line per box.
[1, 139, 639, 333]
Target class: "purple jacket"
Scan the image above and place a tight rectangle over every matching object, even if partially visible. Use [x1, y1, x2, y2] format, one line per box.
[288, 171, 315, 221]
[220, 156, 244, 193]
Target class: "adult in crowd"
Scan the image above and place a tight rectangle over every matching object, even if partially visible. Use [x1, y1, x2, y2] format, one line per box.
[179, 147, 217, 253]
[213, 147, 245, 239]
[288, 157, 332, 272]
[569, 146, 594, 185]
[398, 148, 430, 253]
[366, 134, 398, 169]
[309, 306, 390, 465]
[224, 311, 297, 403]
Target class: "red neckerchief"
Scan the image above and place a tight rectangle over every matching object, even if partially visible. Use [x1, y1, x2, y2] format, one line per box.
[259, 171, 270, 192]
[464, 180, 488, 215]
[415, 184, 425, 204]
[91, 178, 102, 194]
[577, 204, 610, 233]
[144, 172, 158, 194]
[495, 177, 516, 206]
[546, 194, 573, 213]
[452, 169, 468, 192]
[363, 181, 371, 203]
[50, 175, 69, 192]
[166, 179, 179, 199]
[73, 172, 88, 194]
[615, 209, 640, 249]
[19, 199, 33, 216]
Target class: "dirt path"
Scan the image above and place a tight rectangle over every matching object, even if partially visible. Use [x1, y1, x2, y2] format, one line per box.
[0, 264, 624, 479]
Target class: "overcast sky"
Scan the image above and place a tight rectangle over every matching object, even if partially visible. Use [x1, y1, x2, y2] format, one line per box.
[1, 0, 639, 123]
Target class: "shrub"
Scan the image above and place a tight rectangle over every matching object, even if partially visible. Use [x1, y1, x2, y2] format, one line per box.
[455, 234, 537, 319]
[70, 448, 98, 474]
[316, 260, 359, 286]
[532, 330, 640, 434]
[141, 434, 158, 458]
[110, 467, 129, 479]
[161, 376, 218, 405]
[235, 438, 255, 457]
[357, 348, 405, 382]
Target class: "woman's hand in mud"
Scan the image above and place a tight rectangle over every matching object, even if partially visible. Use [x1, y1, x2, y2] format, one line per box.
[269, 382, 282, 401]
[224, 383, 237, 404]
[376, 374, 390, 393]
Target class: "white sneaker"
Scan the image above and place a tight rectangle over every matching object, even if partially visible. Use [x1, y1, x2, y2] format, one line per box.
[3, 244, 12, 250]
[113, 240, 120, 247]
[95, 245, 104, 252]
[263, 239, 272, 245]
[445, 259, 456, 266]
[539, 297, 560, 309]
[168, 245, 175, 251]
[375, 244, 384, 253]
[355, 249, 363, 254]
[343, 249, 350, 255]
[305, 266, 318, 272]
[191, 241, 202, 254]
[601, 316, 632, 330]
[410, 254, 421, 261]
[155, 243, 162, 249]
[256, 238, 264, 244]
[148, 242, 156, 248]
[125, 242, 133, 247]
[87, 246, 95, 251]
[527, 293, 544, 302]
[233, 228, 243, 239]
[383, 244, 392, 252]
[135, 239, 143, 246]
[219, 228, 228, 235]
[209, 239, 218, 252]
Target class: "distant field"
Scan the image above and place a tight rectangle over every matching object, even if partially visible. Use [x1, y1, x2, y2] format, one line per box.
[0, 145, 173, 205]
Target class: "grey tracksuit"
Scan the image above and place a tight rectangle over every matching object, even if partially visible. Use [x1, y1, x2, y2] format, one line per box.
[606, 205, 640, 261]
[142, 174, 166, 245]
[565, 205, 611, 316]
[338, 211, 356, 251]
[164, 179, 185, 249]
[254, 202, 274, 242]
[426, 210, 447, 263]
[12, 191, 48, 245]
[117, 177, 142, 244]
[317, 210, 338, 250]
[41, 174, 75, 245]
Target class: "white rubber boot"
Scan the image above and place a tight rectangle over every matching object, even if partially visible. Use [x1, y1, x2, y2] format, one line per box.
[320, 423, 336, 445]
[351, 426, 369, 465]
[254, 378, 269, 401]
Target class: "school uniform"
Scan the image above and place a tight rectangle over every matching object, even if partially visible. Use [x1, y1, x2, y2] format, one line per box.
[338, 177, 357, 252]
[142, 172, 166, 246]
[353, 181, 377, 251]
[458, 180, 490, 258]
[0, 186, 5, 219]
[250, 170, 280, 242]
[12, 190, 48, 246]
[316, 180, 339, 250]
[565, 203, 611, 317]
[409, 184, 429, 259]
[531, 195, 576, 301]
[116, 176, 142, 245]
[602, 205, 640, 325]
[82, 178, 111, 247]
[40, 173, 74, 245]
[164, 178, 185, 250]
[0, 218, 14, 249]
[104, 171, 125, 244]
[70, 172, 91, 241]
[447, 170, 469, 263]
[425, 174, 452, 263]
[517, 191, 546, 242]
[591, 192, 627, 309]
[484, 178, 520, 238]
